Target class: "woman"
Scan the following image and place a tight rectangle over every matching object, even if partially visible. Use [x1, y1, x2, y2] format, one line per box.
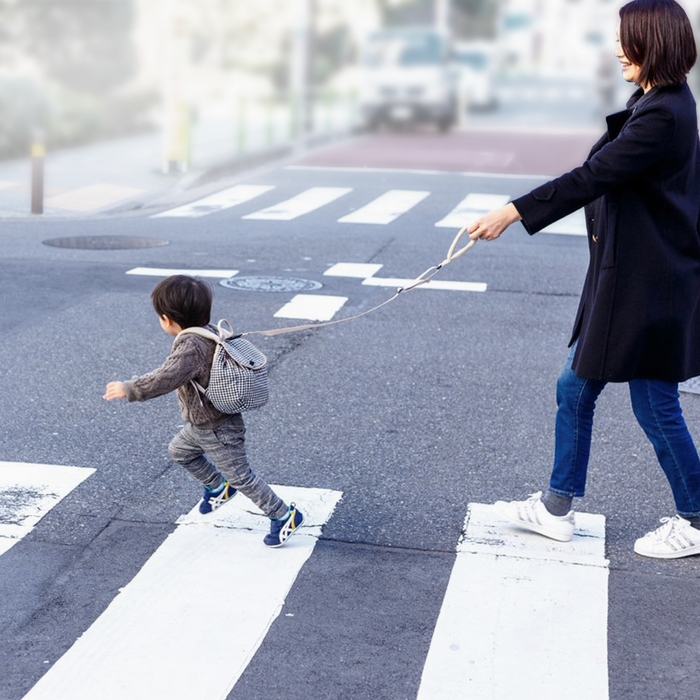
[470, 0, 700, 558]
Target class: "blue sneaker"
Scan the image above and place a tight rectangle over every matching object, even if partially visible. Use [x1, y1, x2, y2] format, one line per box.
[264, 504, 304, 547]
[199, 482, 237, 514]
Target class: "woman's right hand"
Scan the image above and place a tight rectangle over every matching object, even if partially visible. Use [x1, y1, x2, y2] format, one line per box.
[468, 203, 522, 241]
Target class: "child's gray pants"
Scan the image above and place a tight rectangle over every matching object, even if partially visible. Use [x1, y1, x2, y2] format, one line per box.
[168, 415, 287, 519]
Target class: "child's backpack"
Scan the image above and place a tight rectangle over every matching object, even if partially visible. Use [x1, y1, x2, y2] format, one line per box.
[178, 320, 269, 413]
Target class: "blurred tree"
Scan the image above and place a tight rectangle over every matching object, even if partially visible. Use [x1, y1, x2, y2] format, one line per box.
[452, 0, 498, 39]
[16, 0, 137, 95]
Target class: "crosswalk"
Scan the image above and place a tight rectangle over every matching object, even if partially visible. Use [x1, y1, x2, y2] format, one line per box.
[151, 183, 586, 236]
[1, 460, 610, 700]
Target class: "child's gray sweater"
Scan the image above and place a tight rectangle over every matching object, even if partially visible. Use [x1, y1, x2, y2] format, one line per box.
[124, 327, 231, 429]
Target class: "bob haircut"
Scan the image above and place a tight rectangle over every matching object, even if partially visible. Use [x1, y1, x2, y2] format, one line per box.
[151, 275, 212, 329]
[619, 0, 697, 88]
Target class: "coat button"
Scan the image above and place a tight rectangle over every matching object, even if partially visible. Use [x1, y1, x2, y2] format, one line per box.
[592, 235, 599, 243]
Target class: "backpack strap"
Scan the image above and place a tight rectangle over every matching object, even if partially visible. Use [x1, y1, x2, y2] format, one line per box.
[176, 323, 230, 400]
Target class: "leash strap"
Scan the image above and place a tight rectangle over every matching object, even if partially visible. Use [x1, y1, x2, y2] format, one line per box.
[237, 224, 477, 339]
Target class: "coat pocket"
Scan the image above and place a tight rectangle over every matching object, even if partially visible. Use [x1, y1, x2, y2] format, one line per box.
[600, 199, 618, 269]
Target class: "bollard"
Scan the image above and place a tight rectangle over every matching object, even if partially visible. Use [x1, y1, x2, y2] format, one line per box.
[31, 134, 45, 215]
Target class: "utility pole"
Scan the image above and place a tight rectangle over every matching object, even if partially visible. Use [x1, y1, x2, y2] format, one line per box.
[290, 0, 315, 141]
[435, 0, 450, 34]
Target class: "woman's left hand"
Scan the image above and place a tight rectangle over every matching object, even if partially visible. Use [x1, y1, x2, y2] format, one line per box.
[468, 203, 522, 241]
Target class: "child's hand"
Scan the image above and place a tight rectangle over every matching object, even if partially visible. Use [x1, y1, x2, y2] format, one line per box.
[104, 382, 127, 401]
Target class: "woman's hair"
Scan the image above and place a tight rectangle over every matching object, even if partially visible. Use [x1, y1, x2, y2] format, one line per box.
[620, 0, 697, 88]
[151, 275, 212, 328]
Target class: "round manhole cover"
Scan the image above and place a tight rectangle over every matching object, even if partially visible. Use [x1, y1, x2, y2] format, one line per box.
[42, 235, 169, 250]
[220, 276, 322, 292]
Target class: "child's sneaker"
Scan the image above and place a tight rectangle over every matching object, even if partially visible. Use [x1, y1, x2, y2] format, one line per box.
[264, 504, 304, 547]
[494, 491, 575, 542]
[634, 515, 700, 559]
[199, 482, 237, 514]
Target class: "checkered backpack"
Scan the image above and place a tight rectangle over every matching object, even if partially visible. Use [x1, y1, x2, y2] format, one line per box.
[178, 320, 269, 413]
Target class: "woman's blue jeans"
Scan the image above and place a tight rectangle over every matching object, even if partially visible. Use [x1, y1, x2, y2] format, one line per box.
[551, 345, 700, 518]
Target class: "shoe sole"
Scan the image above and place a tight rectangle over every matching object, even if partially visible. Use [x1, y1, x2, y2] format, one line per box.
[497, 507, 574, 542]
[633, 542, 700, 559]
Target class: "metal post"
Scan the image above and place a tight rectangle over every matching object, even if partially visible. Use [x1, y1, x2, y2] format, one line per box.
[31, 133, 44, 215]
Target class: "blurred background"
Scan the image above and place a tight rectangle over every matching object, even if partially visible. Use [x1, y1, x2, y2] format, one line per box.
[2, 0, 700, 173]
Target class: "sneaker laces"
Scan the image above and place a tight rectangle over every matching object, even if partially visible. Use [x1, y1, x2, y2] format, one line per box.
[648, 516, 684, 541]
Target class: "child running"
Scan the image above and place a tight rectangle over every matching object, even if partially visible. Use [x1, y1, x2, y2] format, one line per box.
[103, 274, 303, 547]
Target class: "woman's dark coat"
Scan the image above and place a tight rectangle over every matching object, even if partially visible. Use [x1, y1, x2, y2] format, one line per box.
[513, 82, 700, 383]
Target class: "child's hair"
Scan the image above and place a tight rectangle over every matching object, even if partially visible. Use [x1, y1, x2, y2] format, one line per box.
[151, 275, 212, 329]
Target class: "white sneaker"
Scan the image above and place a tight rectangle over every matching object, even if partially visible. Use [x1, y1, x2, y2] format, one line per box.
[495, 491, 575, 542]
[633, 516, 700, 559]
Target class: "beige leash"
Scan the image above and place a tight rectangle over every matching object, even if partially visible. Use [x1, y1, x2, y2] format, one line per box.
[236, 224, 477, 339]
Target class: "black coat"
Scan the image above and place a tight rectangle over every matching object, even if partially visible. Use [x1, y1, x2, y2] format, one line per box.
[513, 82, 700, 382]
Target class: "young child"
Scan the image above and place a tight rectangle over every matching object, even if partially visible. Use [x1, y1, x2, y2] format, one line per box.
[104, 274, 303, 548]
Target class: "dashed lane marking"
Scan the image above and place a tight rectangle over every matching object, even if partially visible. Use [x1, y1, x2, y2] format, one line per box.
[274, 294, 348, 321]
[0, 461, 95, 557]
[22, 486, 342, 700]
[417, 503, 609, 700]
[126, 267, 239, 278]
[363, 277, 487, 292]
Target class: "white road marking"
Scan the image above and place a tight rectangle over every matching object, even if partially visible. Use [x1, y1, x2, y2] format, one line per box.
[45, 184, 145, 212]
[151, 184, 275, 218]
[542, 209, 586, 236]
[243, 187, 352, 221]
[434, 192, 512, 229]
[126, 267, 239, 278]
[0, 462, 95, 557]
[418, 503, 609, 700]
[337, 189, 430, 225]
[22, 485, 342, 700]
[274, 294, 348, 321]
[363, 277, 487, 292]
[324, 263, 383, 279]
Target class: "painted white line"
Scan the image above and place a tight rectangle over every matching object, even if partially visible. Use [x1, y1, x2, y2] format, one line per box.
[435, 192, 512, 229]
[363, 277, 487, 292]
[542, 209, 586, 236]
[126, 267, 239, 278]
[45, 184, 145, 212]
[338, 189, 430, 225]
[285, 165, 556, 180]
[417, 503, 609, 700]
[324, 263, 383, 279]
[151, 184, 275, 218]
[22, 485, 342, 700]
[274, 294, 348, 321]
[243, 187, 352, 221]
[0, 462, 95, 556]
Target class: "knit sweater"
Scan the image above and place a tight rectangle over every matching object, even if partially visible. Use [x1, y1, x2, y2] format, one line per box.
[124, 326, 231, 429]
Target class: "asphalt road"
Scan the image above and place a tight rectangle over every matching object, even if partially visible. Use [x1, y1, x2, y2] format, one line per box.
[1, 133, 699, 700]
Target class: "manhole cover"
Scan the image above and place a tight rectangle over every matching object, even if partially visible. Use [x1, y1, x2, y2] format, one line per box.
[220, 276, 322, 292]
[42, 235, 169, 250]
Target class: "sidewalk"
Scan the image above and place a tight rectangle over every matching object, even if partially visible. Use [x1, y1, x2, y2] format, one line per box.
[0, 101, 360, 221]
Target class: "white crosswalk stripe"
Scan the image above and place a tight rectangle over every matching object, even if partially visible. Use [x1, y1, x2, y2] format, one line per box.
[0, 461, 95, 557]
[150, 184, 587, 236]
[22, 486, 342, 700]
[337, 189, 430, 225]
[418, 503, 609, 700]
[151, 184, 275, 218]
[242, 186, 352, 221]
[434, 192, 512, 229]
[7, 475, 611, 700]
